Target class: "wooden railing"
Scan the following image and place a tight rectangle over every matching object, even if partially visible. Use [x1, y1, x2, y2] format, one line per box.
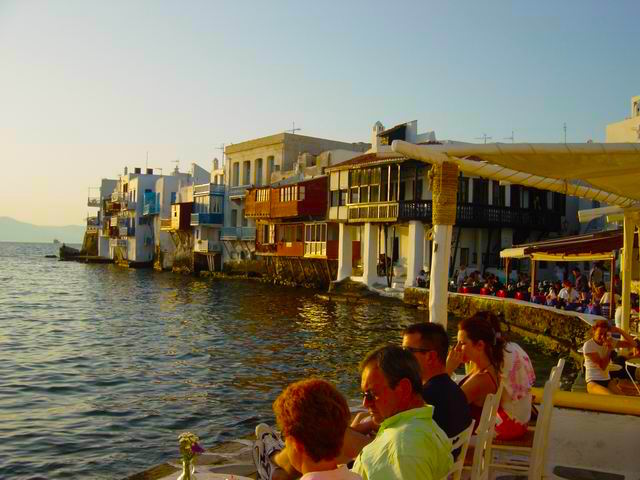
[347, 202, 399, 222]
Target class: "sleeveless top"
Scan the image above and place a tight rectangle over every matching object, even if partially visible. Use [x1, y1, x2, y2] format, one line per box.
[458, 368, 499, 431]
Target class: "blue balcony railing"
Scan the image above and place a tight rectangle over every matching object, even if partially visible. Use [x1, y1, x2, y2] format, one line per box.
[191, 212, 224, 226]
[143, 202, 160, 215]
[194, 183, 225, 196]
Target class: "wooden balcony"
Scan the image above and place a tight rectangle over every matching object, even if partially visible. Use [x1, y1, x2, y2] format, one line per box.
[245, 188, 271, 218]
[277, 241, 304, 257]
[303, 240, 339, 259]
[347, 201, 399, 223]
[255, 243, 277, 255]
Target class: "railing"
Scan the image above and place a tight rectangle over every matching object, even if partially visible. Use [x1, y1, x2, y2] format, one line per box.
[110, 238, 128, 248]
[229, 185, 252, 198]
[160, 218, 172, 230]
[190, 212, 224, 226]
[105, 200, 120, 212]
[194, 183, 225, 196]
[345, 199, 561, 231]
[304, 241, 327, 257]
[220, 227, 239, 240]
[86, 216, 100, 226]
[87, 197, 100, 207]
[122, 200, 137, 211]
[347, 202, 399, 222]
[255, 243, 277, 254]
[111, 192, 125, 202]
[194, 239, 222, 253]
[241, 227, 256, 240]
[119, 226, 135, 237]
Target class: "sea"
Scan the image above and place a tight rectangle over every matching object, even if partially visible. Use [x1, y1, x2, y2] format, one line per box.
[0, 242, 564, 479]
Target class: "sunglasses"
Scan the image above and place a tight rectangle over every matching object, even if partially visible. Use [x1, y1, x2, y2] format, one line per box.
[360, 390, 377, 402]
[403, 346, 432, 354]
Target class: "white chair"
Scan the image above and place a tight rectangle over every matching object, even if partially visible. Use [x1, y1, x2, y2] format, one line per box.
[490, 358, 565, 480]
[442, 419, 475, 480]
[462, 382, 504, 480]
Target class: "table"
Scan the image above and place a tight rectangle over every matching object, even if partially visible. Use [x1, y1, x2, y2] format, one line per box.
[624, 358, 640, 395]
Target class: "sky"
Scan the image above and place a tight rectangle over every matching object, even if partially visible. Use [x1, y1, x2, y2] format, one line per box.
[0, 0, 638, 226]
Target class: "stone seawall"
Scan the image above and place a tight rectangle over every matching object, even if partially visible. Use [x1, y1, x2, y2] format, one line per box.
[404, 288, 597, 363]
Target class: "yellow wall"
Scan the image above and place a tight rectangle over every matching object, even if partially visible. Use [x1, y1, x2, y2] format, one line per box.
[606, 95, 640, 142]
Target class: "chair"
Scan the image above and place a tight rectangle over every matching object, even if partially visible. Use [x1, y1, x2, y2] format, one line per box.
[442, 419, 475, 480]
[462, 383, 504, 480]
[490, 358, 565, 480]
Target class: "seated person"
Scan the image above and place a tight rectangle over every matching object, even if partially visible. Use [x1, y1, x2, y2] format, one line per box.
[558, 280, 580, 310]
[402, 322, 471, 438]
[261, 346, 453, 480]
[351, 346, 452, 480]
[447, 313, 503, 431]
[416, 269, 427, 288]
[546, 283, 560, 306]
[597, 282, 616, 318]
[483, 312, 536, 440]
[583, 320, 636, 395]
[263, 378, 362, 480]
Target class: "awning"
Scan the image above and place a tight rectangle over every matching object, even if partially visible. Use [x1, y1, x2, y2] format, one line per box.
[500, 229, 624, 262]
[391, 141, 640, 208]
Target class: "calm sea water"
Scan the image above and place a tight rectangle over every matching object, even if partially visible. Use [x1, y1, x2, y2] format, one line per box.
[0, 242, 562, 480]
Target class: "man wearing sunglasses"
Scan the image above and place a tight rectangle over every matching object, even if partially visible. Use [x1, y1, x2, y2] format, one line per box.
[351, 345, 452, 480]
[402, 323, 471, 438]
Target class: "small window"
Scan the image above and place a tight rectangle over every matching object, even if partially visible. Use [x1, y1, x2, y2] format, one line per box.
[331, 191, 340, 207]
[299, 186, 305, 201]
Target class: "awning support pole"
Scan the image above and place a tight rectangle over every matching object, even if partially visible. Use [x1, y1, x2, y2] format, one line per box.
[428, 162, 459, 328]
[530, 259, 536, 298]
[610, 254, 616, 320]
[621, 213, 635, 332]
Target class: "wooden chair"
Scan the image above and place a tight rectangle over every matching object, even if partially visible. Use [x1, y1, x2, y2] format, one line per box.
[490, 358, 565, 480]
[462, 382, 504, 480]
[442, 419, 475, 480]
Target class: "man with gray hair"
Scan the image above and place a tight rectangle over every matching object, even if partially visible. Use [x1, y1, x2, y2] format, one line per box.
[351, 345, 452, 480]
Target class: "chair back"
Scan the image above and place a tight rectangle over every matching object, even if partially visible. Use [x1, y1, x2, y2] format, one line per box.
[442, 419, 475, 480]
[527, 376, 560, 480]
[471, 382, 504, 480]
[548, 358, 565, 391]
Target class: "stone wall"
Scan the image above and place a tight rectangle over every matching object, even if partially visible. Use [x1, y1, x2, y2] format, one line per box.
[404, 288, 592, 362]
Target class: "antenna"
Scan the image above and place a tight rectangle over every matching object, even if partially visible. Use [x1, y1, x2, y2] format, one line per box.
[171, 159, 180, 173]
[475, 133, 492, 144]
[216, 143, 225, 167]
[146, 151, 149, 170]
[287, 121, 301, 134]
[503, 131, 515, 143]
[563, 122, 567, 143]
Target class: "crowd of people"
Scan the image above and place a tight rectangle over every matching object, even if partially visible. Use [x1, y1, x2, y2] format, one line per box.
[251, 311, 537, 480]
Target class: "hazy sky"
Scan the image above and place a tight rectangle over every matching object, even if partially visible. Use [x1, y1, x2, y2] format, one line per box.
[1, 1, 637, 226]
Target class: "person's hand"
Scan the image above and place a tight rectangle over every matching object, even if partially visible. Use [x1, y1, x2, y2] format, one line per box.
[446, 348, 464, 374]
[350, 411, 370, 428]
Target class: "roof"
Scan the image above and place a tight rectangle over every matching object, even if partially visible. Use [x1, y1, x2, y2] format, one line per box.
[500, 229, 629, 261]
[391, 141, 640, 207]
[325, 152, 407, 171]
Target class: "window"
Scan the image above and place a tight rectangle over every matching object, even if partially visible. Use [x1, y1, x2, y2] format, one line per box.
[233, 163, 240, 187]
[350, 187, 359, 204]
[370, 185, 380, 202]
[331, 191, 340, 207]
[231, 209, 238, 227]
[171, 192, 177, 204]
[473, 178, 489, 205]
[360, 186, 369, 203]
[298, 186, 305, 201]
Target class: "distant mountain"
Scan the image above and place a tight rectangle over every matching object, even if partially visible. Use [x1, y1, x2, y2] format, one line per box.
[0, 217, 85, 243]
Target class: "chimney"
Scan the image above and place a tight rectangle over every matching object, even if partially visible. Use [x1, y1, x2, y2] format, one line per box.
[134, 167, 141, 174]
[146, 168, 153, 175]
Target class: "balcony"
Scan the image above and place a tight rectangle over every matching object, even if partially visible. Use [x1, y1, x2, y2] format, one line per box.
[105, 200, 121, 213]
[347, 201, 399, 223]
[86, 216, 100, 227]
[194, 239, 222, 253]
[229, 185, 252, 199]
[143, 202, 160, 216]
[119, 226, 135, 237]
[194, 183, 225, 196]
[121, 200, 137, 211]
[191, 212, 224, 226]
[87, 197, 100, 207]
[220, 226, 256, 240]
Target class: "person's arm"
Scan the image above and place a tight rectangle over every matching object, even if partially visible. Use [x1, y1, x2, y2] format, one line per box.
[611, 326, 637, 349]
[586, 351, 610, 371]
[446, 348, 464, 376]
